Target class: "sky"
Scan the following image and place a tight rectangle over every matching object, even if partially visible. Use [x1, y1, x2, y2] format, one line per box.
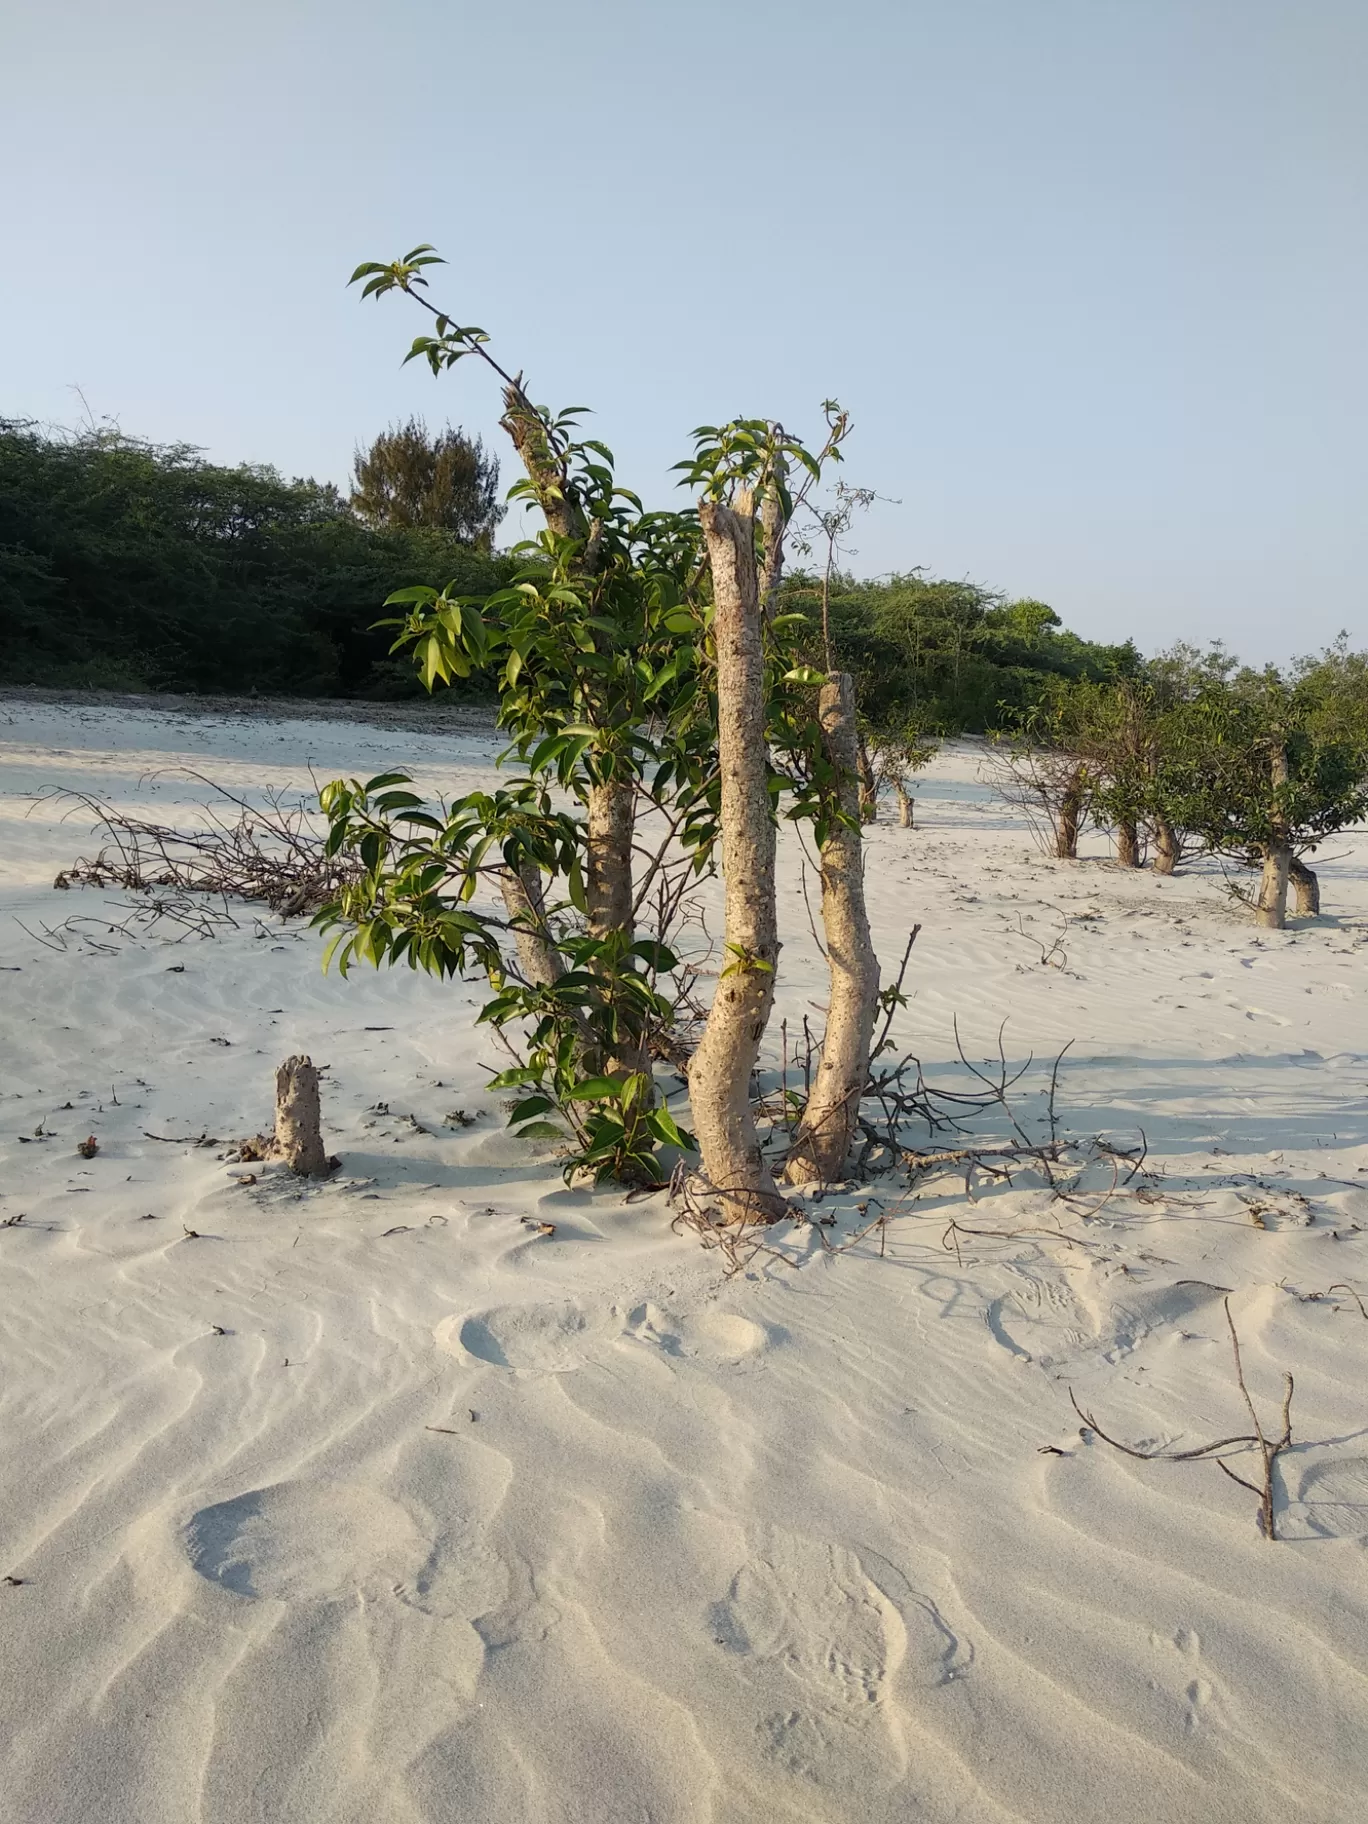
[3, 0, 1365, 662]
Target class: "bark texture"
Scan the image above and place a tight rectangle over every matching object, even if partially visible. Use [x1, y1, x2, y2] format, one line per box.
[688, 499, 785, 1223]
[500, 386, 590, 545]
[273, 1056, 331, 1176]
[498, 865, 563, 986]
[1256, 741, 1291, 930]
[756, 461, 787, 623]
[783, 673, 881, 1186]
[1152, 815, 1179, 875]
[586, 779, 636, 942]
[1055, 771, 1084, 859]
[895, 784, 914, 829]
[1115, 819, 1141, 868]
[1290, 856, 1320, 915]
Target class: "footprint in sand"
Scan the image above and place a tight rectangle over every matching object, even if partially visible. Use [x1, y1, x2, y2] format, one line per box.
[709, 1533, 912, 1781]
[985, 1271, 1093, 1367]
[437, 1300, 607, 1372]
[626, 1302, 775, 1362]
[183, 1481, 425, 1601]
[1148, 1625, 1214, 1734]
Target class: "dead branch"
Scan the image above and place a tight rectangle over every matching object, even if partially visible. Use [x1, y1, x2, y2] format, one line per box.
[1071, 1297, 1295, 1539]
[41, 774, 359, 921]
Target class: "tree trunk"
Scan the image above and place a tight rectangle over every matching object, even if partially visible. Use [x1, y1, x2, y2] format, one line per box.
[1115, 819, 1141, 867]
[498, 865, 564, 987]
[783, 673, 881, 1186]
[586, 779, 636, 942]
[1258, 843, 1291, 927]
[1256, 741, 1291, 930]
[895, 783, 914, 828]
[1289, 856, 1320, 915]
[273, 1056, 331, 1176]
[1152, 815, 1179, 875]
[688, 499, 785, 1224]
[856, 731, 878, 823]
[1055, 770, 1084, 859]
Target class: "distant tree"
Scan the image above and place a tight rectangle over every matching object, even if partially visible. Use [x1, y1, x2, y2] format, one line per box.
[350, 417, 503, 547]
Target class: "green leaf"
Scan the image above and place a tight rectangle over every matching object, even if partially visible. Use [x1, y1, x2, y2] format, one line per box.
[563, 1076, 628, 1102]
[509, 1094, 556, 1123]
[516, 1121, 566, 1141]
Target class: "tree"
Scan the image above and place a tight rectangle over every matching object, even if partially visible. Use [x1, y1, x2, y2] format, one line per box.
[350, 417, 503, 548]
[321, 245, 867, 1202]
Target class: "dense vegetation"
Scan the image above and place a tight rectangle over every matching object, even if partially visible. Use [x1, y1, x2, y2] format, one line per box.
[0, 419, 508, 696]
[2, 417, 1131, 719]
[785, 573, 1140, 736]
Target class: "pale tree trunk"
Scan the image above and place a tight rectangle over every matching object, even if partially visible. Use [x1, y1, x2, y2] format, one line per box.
[1115, 819, 1141, 867]
[895, 783, 914, 828]
[498, 866, 563, 987]
[273, 1056, 331, 1176]
[688, 498, 786, 1223]
[1055, 769, 1084, 859]
[1152, 815, 1179, 875]
[1256, 740, 1291, 930]
[1289, 856, 1320, 915]
[1258, 843, 1291, 927]
[783, 673, 881, 1186]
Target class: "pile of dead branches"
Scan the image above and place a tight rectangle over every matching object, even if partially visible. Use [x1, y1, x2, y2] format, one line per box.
[42, 773, 359, 919]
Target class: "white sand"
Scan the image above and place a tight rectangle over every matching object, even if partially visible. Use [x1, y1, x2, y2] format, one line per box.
[2, 697, 1366, 1824]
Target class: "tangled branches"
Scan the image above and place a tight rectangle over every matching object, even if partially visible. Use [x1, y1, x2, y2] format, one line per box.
[42, 774, 359, 923]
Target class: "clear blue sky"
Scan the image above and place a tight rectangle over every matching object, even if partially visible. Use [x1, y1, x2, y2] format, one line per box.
[4, 0, 1364, 661]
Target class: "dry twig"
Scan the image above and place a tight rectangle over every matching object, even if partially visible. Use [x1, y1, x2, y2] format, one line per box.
[1070, 1297, 1295, 1539]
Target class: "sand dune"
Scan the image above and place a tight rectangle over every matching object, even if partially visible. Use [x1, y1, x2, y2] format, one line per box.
[2, 698, 1366, 1822]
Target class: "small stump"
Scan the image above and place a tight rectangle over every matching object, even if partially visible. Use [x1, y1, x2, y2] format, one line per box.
[274, 1055, 332, 1177]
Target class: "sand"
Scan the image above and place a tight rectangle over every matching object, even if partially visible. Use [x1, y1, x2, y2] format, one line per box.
[1, 695, 1366, 1823]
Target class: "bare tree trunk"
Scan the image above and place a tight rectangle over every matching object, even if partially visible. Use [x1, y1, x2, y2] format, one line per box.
[895, 783, 914, 828]
[1055, 769, 1084, 859]
[688, 499, 785, 1223]
[1289, 856, 1320, 915]
[586, 779, 636, 942]
[783, 674, 880, 1186]
[498, 866, 564, 986]
[1258, 843, 1291, 927]
[1115, 819, 1141, 867]
[273, 1056, 331, 1176]
[1257, 740, 1291, 930]
[856, 730, 878, 823]
[1152, 814, 1179, 875]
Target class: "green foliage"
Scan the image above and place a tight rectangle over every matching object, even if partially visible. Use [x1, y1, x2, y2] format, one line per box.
[0, 418, 509, 694]
[314, 770, 693, 1183]
[351, 416, 503, 547]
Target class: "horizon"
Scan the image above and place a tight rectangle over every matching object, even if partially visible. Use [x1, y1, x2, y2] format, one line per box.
[4, 0, 1364, 666]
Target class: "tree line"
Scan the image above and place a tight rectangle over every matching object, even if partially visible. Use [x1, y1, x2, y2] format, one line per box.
[0, 415, 507, 696]
[1, 413, 1131, 718]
